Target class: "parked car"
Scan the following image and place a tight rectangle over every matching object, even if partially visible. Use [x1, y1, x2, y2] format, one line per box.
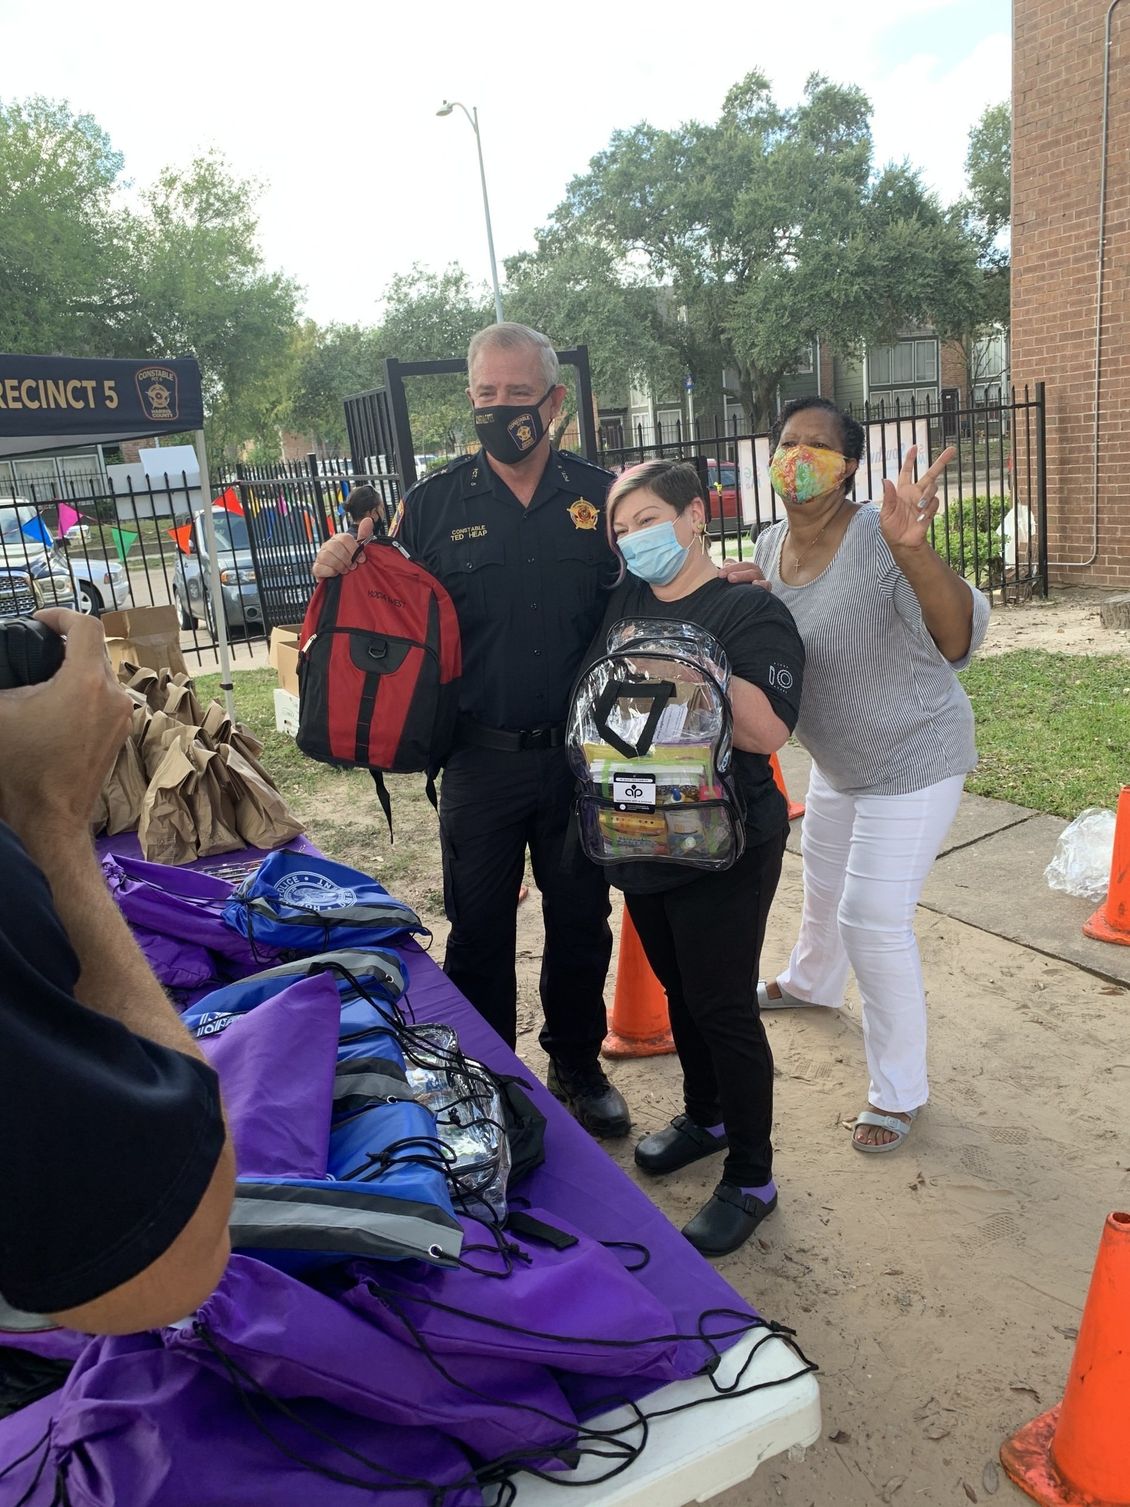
[173, 504, 320, 635]
[0, 499, 129, 615]
[705, 459, 740, 535]
[0, 564, 42, 618]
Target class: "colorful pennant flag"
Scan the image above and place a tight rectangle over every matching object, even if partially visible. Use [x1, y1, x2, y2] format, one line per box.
[110, 528, 139, 565]
[21, 516, 54, 548]
[211, 486, 243, 516]
[56, 503, 83, 538]
[168, 522, 194, 555]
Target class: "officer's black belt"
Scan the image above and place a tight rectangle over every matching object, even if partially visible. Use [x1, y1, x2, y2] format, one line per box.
[455, 719, 567, 753]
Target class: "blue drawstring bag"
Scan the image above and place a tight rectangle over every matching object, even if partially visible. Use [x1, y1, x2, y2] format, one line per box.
[222, 852, 430, 956]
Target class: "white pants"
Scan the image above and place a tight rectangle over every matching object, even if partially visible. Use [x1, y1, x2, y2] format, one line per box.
[779, 765, 965, 1112]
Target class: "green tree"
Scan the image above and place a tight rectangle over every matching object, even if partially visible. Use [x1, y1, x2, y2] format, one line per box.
[287, 319, 385, 456]
[125, 152, 302, 458]
[505, 235, 682, 431]
[542, 72, 983, 426]
[376, 264, 493, 457]
[0, 97, 129, 354]
[948, 101, 1011, 396]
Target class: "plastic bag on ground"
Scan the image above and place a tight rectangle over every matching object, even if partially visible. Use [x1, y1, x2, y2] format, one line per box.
[1045, 807, 1116, 901]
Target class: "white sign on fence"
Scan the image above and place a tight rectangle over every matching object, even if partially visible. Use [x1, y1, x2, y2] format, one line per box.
[737, 417, 932, 534]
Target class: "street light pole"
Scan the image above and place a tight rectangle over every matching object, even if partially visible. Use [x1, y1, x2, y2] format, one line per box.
[437, 100, 504, 324]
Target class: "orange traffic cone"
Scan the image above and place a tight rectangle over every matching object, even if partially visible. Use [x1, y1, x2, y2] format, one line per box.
[1084, 786, 1130, 945]
[770, 752, 805, 821]
[1000, 1210, 1130, 1506]
[602, 910, 676, 1059]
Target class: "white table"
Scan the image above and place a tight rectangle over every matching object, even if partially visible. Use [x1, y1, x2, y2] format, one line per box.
[511, 1329, 821, 1505]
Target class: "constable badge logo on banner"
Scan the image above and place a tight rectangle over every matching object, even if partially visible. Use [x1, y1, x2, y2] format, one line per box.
[134, 366, 180, 423]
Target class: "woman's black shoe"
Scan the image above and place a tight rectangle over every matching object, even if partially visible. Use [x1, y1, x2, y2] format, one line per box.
[634, 1115, 728, 1175]
[681, 1182, 777, 1257]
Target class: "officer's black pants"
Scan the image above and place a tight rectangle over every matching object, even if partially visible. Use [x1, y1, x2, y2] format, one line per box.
[439, 745, 611, 1066]
[624, 829, 787, 1187]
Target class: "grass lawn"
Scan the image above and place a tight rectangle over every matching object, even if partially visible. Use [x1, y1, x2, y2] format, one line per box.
[194, 667, 447, 916]
[960, 650, 1130, 817]
[195, 649, 1130, 888]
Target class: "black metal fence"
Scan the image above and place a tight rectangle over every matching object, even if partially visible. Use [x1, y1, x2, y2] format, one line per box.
[596, 386, 1047, 603]
[0, 385, 1045, 674]
[0, 453, 398, 667]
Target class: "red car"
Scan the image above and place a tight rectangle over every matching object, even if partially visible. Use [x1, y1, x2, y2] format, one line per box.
[706, 459, 740, 533]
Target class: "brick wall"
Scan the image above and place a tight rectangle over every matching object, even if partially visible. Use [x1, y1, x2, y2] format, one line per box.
[940, 341, 968, 400]
[1012, 0, 1130, 584]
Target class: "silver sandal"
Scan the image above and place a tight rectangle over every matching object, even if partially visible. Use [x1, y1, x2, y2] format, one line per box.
[852, 1108, 919, 1154]
[756, 980, 819, 1010]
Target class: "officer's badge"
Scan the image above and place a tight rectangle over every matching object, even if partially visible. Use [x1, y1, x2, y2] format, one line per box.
[507, 414, 538, 453]
[568, 499, 599, 530]
[134, 365, 179, 422]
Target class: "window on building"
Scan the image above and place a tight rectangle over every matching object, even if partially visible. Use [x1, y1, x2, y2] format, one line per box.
[869, 338, 940, 390]
[793, 342, 815, 375]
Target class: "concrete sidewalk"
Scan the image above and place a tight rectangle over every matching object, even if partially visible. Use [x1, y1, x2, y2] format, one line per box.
[774, 742, 1130, 988]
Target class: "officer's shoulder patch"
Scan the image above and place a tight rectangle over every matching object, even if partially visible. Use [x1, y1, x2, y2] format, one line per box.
[555, 449, 614, 479]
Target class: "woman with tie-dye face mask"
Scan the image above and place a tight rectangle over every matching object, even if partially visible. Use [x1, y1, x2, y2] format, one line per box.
[751, 396, 990, 1155]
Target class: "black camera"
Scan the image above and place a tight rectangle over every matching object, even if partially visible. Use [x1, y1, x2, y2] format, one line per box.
[0, 619, 66, 690]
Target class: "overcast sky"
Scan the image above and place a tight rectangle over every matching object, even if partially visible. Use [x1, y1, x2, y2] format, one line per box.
[0, 0, 1010, 326]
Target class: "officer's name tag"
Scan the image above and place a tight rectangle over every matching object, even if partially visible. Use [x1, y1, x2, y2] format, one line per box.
[613, 772, 657, 812]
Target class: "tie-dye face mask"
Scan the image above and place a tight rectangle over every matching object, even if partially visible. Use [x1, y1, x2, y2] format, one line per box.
[768, 443, 848, 505]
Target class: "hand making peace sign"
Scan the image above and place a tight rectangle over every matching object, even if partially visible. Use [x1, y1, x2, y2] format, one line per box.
[879, 444, 957, 551]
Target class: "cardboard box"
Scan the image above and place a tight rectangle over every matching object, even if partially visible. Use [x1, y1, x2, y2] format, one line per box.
[273, 687, 300, 737]
[101, 606, 188, 677]
[269, 624, 303, 696]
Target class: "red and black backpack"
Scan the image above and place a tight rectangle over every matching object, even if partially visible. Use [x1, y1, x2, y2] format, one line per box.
[296, 538, 462, 832]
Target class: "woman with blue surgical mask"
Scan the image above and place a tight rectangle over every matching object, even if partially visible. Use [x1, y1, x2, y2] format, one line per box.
[752, 396, 989, 1154]
[571, 460, 805, 1257]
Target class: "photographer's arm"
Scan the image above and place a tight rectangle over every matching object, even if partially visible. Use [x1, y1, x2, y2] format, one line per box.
[0, 611, 234, 1334]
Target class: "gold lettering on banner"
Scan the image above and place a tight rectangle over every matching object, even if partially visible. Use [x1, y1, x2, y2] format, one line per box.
[46, 380, 66, 409]
[103, 380, 119, 410]
[66, 379, 85, 407]
[20, 380, 41, 410]
[4, 379, 20, 409]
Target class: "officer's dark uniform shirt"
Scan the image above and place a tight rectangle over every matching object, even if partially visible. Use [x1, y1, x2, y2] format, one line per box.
[393, 449, 616, 731]
[0, 822, 225, 1320]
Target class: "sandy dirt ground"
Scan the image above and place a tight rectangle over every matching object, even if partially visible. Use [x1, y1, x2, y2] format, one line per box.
[498, 587, 1129, 1507]
[295, 586, 1130, 1507]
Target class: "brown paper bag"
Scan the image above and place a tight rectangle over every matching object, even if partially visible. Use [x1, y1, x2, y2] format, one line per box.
[120, 663, 164, 712]
[165, 680, 204, 729]
[137, 743, 200, 865]
[218, 743, 304, 850]
[185, 742, 243, 857]
[140, 712, 194, 782]
[103, 736, 150, 835]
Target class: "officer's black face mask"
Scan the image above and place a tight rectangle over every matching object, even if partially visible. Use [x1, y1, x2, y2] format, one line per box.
[473, 386, 556, 466]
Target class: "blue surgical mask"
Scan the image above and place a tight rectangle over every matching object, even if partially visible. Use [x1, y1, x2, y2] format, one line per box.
[617, 520, 691, 586]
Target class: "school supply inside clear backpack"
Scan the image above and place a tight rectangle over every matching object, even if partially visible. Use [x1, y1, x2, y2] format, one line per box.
[567, 618, 745, 871]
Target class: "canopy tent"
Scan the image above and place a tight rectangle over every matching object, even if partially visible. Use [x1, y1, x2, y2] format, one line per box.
[0, 353, 235, 715]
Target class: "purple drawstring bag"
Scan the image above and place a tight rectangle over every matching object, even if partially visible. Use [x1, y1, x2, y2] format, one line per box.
[169, 1256, 578, 1469]
[101, 854, 282, 972]
[2, 1332, 484, 1507]
[198, 974, 341, 1179]
[340, 1208, 683, 1381]
[127, 926, 218, 993]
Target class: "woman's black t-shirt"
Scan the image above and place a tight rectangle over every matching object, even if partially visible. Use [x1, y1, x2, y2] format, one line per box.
[578, 574, 805, 893]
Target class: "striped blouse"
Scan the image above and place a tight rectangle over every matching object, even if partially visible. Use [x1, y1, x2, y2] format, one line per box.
[753, 504, 990, 796]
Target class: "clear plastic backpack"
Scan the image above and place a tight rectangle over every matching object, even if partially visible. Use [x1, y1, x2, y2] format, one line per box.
[567, 618, 745, 871]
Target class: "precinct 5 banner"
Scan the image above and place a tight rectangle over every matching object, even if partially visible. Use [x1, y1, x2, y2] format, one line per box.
[0, 355, 203, 444]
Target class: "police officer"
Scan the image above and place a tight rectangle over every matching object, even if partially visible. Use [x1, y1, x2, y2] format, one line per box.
[315, 323, 629, 1137]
